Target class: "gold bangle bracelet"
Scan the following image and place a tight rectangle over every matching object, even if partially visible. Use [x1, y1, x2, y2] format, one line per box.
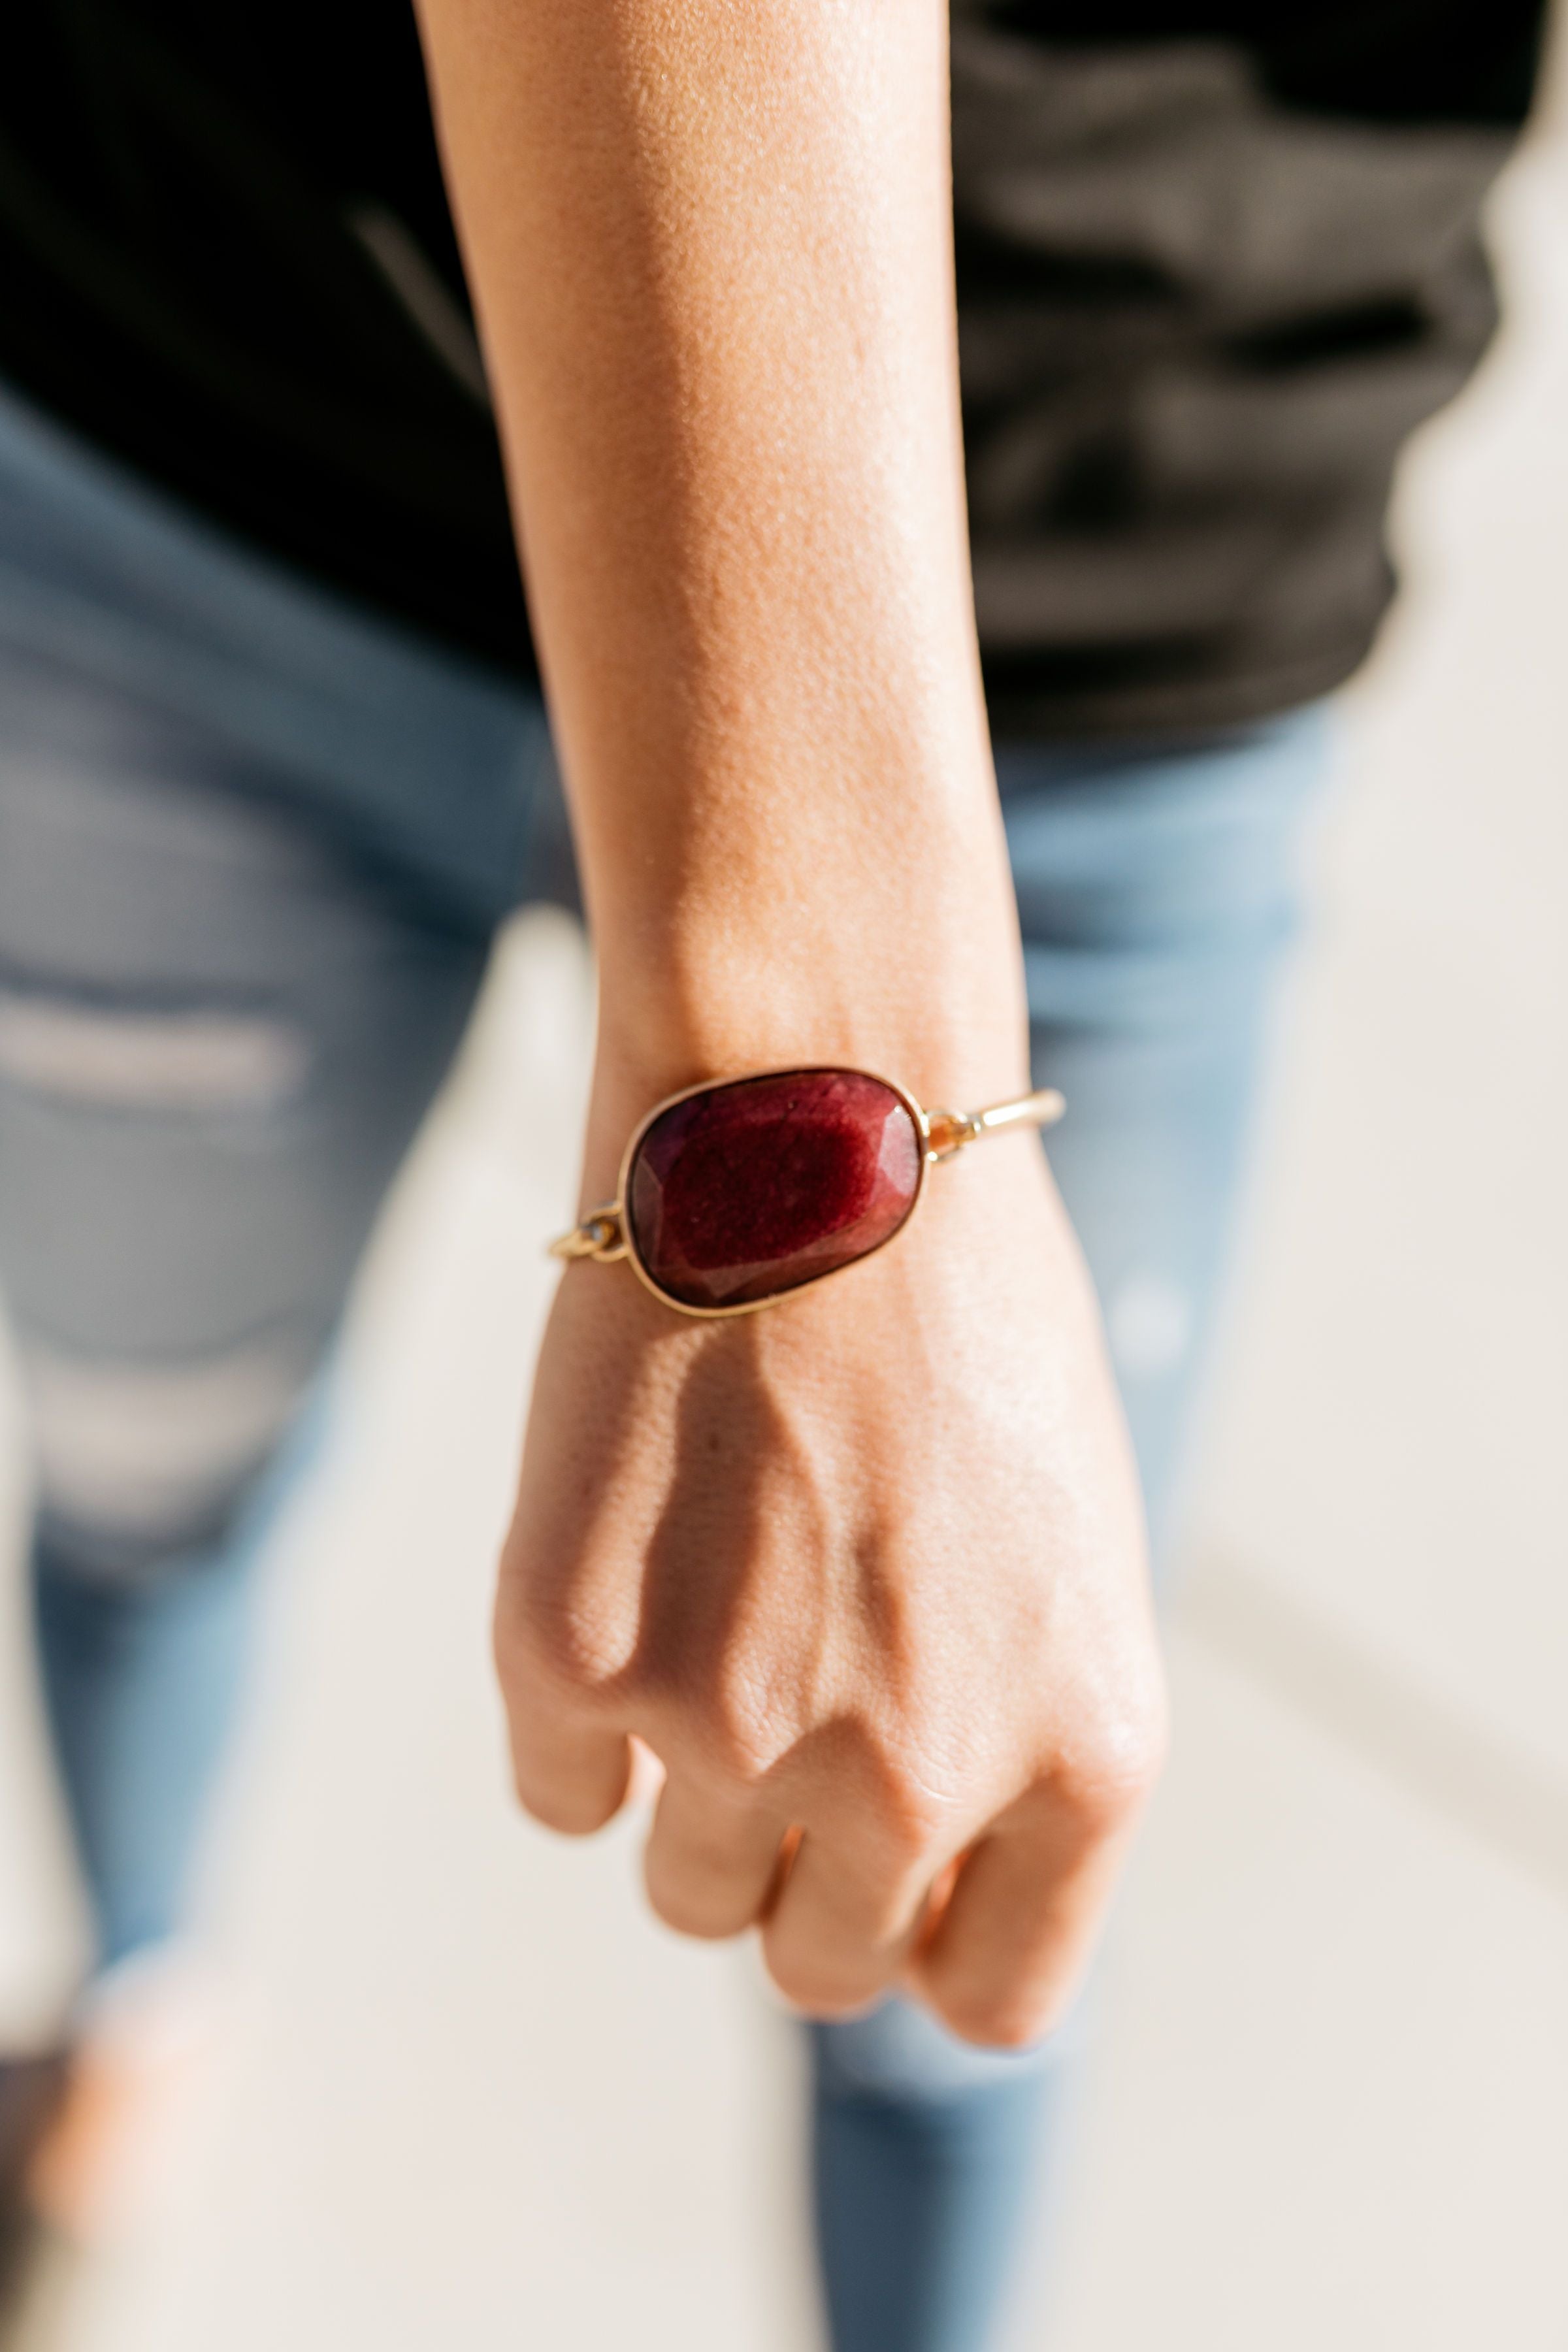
[549, 1066, 1064, 1318]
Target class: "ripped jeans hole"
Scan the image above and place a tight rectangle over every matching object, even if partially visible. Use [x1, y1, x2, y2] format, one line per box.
[0, 988, 308, 1110]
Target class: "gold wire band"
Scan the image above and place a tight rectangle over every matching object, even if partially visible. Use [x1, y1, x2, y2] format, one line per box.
[547, 1081, 1065, 1266]
[923, 1084, 1066, 1161]
[549, 1209, 627, 1263]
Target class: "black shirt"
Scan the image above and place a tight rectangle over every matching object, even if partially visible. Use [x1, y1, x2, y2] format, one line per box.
[0, 1, 1547, 737]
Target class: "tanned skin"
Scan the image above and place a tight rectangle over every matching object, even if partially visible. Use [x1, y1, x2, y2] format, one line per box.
[414, 0, 1166, 2044]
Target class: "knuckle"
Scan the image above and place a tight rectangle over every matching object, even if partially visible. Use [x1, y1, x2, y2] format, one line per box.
[498, 1573, 635, 1701]
[764, 1947, 879, 2021]
[862, 1739, 951, 1850]
[1053, 1762, 1135, 1842]
[761, 1904, 887, 2019]
[511, 1772, 619, 1840]
[642, 1837, 757, 1941]
[1059, 1690, 1169, 1835]
[849, 1731, 955, 1863]
[644, 1873, 749, 1942]
[935, 1982, 1060, 2051]
[875, 1778, 949, 1868]
[688, 1678, 791, 1792]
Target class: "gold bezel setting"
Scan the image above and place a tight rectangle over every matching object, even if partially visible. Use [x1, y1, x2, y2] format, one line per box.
[549, 1065, 1065, 1318]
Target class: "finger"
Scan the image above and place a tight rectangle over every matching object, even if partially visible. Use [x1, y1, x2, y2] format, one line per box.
[500, 1660, 636, 1835]
[643, 1774, 789, 1940]
[910, 1786, 1132, 2048]
[761, 1829, 934, 2017]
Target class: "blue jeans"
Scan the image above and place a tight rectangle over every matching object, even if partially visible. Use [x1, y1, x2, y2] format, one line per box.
[0, 384, 1326, 2347]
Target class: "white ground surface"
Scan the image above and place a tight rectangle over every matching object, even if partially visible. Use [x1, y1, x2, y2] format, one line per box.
[2, 61, 1567, 2352]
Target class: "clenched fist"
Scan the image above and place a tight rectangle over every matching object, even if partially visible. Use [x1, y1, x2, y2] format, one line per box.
[495, 1094, 1165, 2049]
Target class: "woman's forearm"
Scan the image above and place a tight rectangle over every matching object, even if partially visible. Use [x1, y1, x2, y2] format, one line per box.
[414, 0, 1026, 1149]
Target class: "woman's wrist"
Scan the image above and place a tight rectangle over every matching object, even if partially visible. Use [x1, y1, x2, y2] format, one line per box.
[583, 939, 1031, 1206]
[565, 731, 1034, 1200]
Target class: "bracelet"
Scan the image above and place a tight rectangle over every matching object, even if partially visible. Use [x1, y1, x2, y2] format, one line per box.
[549, 1065, 1064, 1317]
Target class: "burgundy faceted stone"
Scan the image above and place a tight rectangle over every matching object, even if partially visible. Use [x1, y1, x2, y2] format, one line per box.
[627, 1068, 924, 1310]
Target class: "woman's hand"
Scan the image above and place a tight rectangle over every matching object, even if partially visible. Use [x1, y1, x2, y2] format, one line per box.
[495, 1086, 1164, 2046]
